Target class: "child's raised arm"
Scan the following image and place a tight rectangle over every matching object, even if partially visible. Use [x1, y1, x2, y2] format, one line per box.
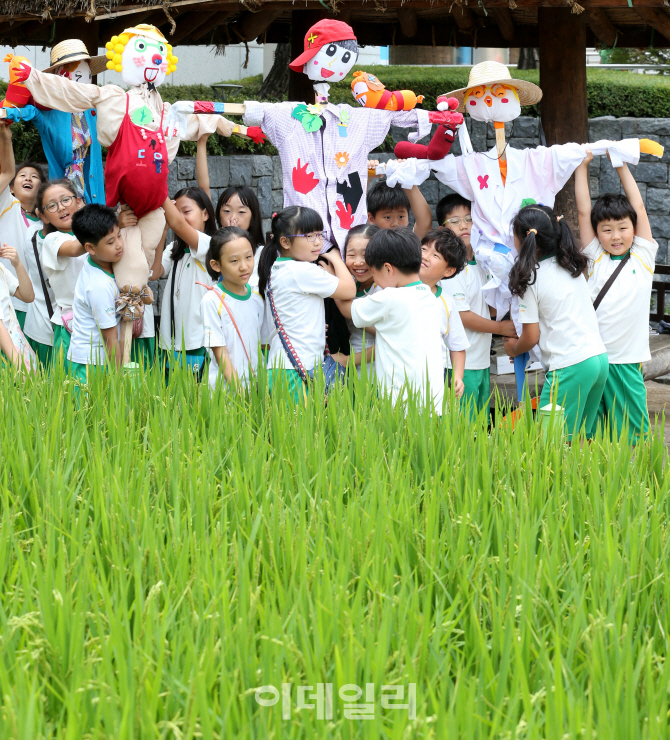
[0, 125, 15, 196]
[618, 161, 653, 243]
[406, 185, 433, 240]
[162, 197, 202, 251]
[319, 250, 356, 300]
[575, 148, 596, 246]
[196, 134, 211, 201]
[0, 243, 34, 303]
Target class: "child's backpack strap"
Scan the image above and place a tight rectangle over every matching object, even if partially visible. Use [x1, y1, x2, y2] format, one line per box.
[266, 273, 309, 384]
[439, 294, 450, 333]
[196, 281, 254, 372]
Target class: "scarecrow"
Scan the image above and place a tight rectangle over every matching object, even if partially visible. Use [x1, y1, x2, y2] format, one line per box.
[1, 40, 107, 204]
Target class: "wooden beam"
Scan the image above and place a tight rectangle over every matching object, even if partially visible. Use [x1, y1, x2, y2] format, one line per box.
[104, 10, 153, 39]
[190, 9, 234, 40]
[232, 3, 284, 41]
[451, 4, 477, 33]
[539, 7, 588, 237]
[635, 6, 670, 41]
[169, 10, 217, 43]
[585, 6, 618, 46]
[398, 6, 418, 38]
[492, 7, 515, 41]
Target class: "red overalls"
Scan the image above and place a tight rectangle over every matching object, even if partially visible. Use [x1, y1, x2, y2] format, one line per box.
[105, 95, 169, 219]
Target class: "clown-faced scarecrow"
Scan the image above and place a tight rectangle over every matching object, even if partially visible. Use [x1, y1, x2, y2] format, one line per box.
[0, 40, 107, 204]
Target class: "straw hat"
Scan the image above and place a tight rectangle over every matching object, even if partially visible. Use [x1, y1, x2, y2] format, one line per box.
[442, 61, 542, 112]
[43, 39, 107, 76]
[122, 24, 169, 45]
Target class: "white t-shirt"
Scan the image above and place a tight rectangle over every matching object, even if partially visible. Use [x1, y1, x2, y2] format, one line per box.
[266, 258, 340, 372]
[435, 286, 469, 371]
[159, 233, 212, 352]
[42, 231, 86, 326]
[346, 282, 380, 365]
[518, 256, 606, 372]
[584, 235, 657, 364]
[201, 283, 266, 390]
[23, 230, 55, 346]
[0, 187, 40, 313]
[0, 263, 19, 326]
[441, 260, 492, 370]
[68, 257, 120, 365]
[351, 281, 446, 412]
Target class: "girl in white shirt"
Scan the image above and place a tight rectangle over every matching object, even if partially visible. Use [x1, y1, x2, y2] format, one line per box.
[504, 205, 608, 440]
[155, 187, 216, 381]
[257, 206, 356, 404]
[35, 179, 86, 366]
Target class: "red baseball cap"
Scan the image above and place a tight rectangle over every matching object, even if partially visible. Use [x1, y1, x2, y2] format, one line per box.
[289, 19, 357, 72]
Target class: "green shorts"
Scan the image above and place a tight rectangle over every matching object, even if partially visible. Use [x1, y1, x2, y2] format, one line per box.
[541, 353, 609, 440]
[52, 324, 72, 367]
[462, 368, 491, 420]
[26, 337, 53, 367]
[68, 360, 89, 384]
[268, 369, 308, 405]
[591, 362, 649, 443]
[15, 310, 26, 330]
[132, 336, 156, 368]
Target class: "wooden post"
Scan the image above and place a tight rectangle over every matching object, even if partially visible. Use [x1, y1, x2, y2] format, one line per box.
[121, 319, 133, 367]
[538, 8, 588, 240]
[289, 9, 327, 103]
[54, 17, 100, 82]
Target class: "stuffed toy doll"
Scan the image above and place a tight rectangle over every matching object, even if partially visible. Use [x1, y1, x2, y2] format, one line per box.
[351, 71, 424, 111]
[1, 40, 107, 204]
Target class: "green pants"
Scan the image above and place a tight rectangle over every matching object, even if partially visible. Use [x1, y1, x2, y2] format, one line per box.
[268, 369, 308, 405]
[15, 310, 26, 330]
[68, 361, 89, 384]
[26, 337, 54, 367]
[462, 368, 491, 420]
[132, 336, 156, 368]
[590, 362, 649, 443]
[52, 324, 72, 368]
[541, 353, 609, 440]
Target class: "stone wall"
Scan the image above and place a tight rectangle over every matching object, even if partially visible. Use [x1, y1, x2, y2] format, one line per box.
[168, 115, 670, 264]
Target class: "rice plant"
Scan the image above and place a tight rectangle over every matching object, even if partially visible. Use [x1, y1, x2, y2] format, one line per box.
[0, 360, 668, 739]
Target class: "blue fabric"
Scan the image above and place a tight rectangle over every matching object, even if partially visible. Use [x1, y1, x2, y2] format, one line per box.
[5, 106, 105, 205]
[493, 243, 511, 254]
[514, 351, 530, 402]
[306, 354, 346, 393]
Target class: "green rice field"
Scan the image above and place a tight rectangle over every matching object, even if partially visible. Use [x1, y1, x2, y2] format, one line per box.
[1, 363, 669, 739]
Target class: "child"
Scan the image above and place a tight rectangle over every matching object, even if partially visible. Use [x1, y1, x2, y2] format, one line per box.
[575, 151, 656, 443]
[438, 194, 517, 417]
[155, 187, 216, 380]
[36, 179, 86, 365]
[0, 242, 35, 366]
[505, 205, 608, 440]
[67, 204, 124, 382]
[258, 206, 356, 403]
[419, 229, 469, 398]
[201, 226, 266, 391]
[367, 179, 433, 238]
[350, 228, 450, 412]
[0, 125, 44, 328]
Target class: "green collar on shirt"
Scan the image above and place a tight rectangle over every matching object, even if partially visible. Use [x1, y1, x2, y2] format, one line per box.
[87, 256, 114, 278]
[539, 253, 556, 262]
[58, 230, 75, 236]
[24, 211, 40, 222]
[467, 259, 477, 266]
[434, 285, 443, 298]
[403, 281, 423, 288]
[38, 229, 46, 239]
[610, 250, 631, 261]
[184, 247, 191, 254]
[219, 280, 251, 301]
[276, 257, 293, 262]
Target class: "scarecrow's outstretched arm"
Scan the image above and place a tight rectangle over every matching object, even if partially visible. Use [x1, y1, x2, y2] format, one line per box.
[165, 100, 266, 142]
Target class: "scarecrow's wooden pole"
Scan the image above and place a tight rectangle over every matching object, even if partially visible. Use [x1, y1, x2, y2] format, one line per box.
[538, 8, 588, 240]
[121, 319, 132, 366]
[289, 9, 328, 104]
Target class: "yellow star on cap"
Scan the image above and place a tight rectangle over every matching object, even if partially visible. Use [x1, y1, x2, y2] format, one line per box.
[308, 33, 318, 47]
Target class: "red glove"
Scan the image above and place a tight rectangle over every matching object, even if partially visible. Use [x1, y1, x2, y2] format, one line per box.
[246, 126, 266, 145]
[427, 123, 458, 161]
[14, 61, 32, 84]
[335, 200, 354, 230]
[428, 110, 464, 128]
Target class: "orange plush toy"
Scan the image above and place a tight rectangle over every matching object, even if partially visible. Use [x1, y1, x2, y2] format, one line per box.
[351, 71, 423, 111]
[1, 54, 33, 110]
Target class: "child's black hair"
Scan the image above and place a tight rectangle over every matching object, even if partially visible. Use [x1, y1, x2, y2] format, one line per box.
[590, 193, 637, 233]
[436, 193, 471, 226]
[328, 39, 358, 61]
[421, 228, 467, 277]
[35, 178, 79, 234]
[71, 204, 118, 249]
[258, 206, 323, 298]
[11, 160, 46, 188]
[216, 186, 264, 248]
[206, 226, 254, 281]
[365, 227, 422, 275]
[343, 223, 380, 258]
[169, 187, 216, 263]
[367, 181, 410, 217]
[509, 205, 586, 298]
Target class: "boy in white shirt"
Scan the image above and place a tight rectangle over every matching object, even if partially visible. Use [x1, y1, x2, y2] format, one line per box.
[418, 228, 469, 397]
[349, 228, 448, 413]
[575, 151, 657, 443]
[438, 194, 517, 418]
[67, 205, 124, 382]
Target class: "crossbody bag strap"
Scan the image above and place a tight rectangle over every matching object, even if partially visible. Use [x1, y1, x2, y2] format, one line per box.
[31, 232, 54, 319]
[170, 257, 177, 340]
[267, 274, 309, 384]
[593, 251, 631, 312]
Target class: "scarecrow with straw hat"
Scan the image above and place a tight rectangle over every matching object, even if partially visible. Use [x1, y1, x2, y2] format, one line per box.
[3, 23, 264, 363]
[1, 40, 108, 204]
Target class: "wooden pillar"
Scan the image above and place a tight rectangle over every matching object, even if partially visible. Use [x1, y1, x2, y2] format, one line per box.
[538, 8, 588, 239]
[54, 17, 100, 82]
[289, 9, 327, 103]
